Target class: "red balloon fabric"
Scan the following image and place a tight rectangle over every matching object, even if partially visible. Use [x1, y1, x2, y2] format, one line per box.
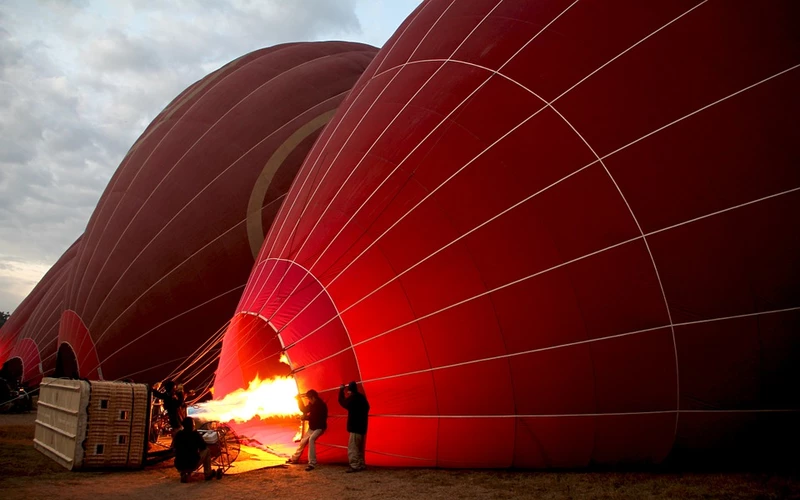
[56, 41, 377, 385]
[216, 0, 800, 467]
[0, 238, 81, 387]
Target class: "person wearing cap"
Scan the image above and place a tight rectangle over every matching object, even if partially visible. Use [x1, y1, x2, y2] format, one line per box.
[338, 381, 370, 472]
[287, 389, 328, 471]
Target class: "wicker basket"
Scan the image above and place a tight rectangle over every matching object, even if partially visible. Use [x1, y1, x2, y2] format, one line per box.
[34, 377, 151, 470]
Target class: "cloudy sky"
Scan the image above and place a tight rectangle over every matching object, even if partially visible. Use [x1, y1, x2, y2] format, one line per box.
[0, 0, 422, 313]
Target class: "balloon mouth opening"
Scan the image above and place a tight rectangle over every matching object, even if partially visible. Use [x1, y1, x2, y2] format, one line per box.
[191, 373, 302, 456]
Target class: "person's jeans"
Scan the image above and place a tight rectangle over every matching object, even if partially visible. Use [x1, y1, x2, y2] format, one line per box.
[347, 432, 366, 470]
[292, 428, 324, 466]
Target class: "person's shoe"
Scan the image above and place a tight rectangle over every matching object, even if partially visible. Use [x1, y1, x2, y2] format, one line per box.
[305, 465, 315, 471]
[345, 467, 358, 473]
[285, 458, 297, 464]
[205, 473, 214, 481]
[180, 472, 189, 483]
[216, 469, 223, 479]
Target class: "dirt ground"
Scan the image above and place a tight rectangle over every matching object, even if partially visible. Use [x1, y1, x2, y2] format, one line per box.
[1, 412, 798, 500]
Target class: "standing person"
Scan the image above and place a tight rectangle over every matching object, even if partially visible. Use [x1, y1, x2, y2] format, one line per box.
[338, 381, 370, 473]
[173, 416, 213, 482]
[152, 380, 184, 444]
[175, 383, 188, 422]
[287, 389, 328, 471]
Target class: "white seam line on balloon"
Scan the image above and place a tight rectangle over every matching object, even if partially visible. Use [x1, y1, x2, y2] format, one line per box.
[20, 267, 69, 345]
[596, 62, 800, 163]
[20, 271, 67, 346]
[77, 50, 353, 329]
[17, 324, 58, 374]
[332, 305, 800, 389]
[540, 101, 683, 446]
[86, 284, 245, 375]
[549, 0, 708, 106]
[341, 302, 693, 377]
[9, 337, 42, 375]
[68, 153, 139, 307]
[68, 312, 95, 371]
[25, 280, 68, 347]
[17, 279, 67, 354]
[166, 312, 234, 377]
[277, 59, 800, 358]
[270, 0, 581, 337]
[88, 91, 346, 345]
[180, 353, 220, 387]
[368, 409, 800, 418]
[169, 320, 231, 382]
[648, 185, 800, 237]
[114, 354, 194, 382]
[36, 337, 60, 366]
[25, 298, 62, 352]
[69, 45, 302, 310]
[5, 343, 36, 380]
[371, 0, 431, 78]
[255, 0, 463, 322]
[167, 323, 228, 381]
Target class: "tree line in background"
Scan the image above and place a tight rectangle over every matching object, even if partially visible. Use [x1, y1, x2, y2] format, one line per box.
[0, 311, 9, 329]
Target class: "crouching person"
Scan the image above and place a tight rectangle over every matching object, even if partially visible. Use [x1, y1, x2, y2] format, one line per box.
[174, 416, 213, 482]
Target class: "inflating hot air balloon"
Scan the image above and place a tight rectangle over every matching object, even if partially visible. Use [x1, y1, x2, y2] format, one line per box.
[55, 41, 378, 387]
[0, 237, 81, 389]
[215, 0, 800, 468]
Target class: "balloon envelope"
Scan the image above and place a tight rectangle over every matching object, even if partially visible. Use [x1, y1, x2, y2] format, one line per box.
[216, 0, 800, 467]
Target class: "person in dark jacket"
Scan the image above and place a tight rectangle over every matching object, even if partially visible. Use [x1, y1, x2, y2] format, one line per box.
[288, 389, 328, 471]
[152, 379, 184, 442]
[338, 381, 369, 472]
[173, 417, 212, 482]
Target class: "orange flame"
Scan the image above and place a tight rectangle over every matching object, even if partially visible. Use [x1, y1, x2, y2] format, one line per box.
[193, 375, 301, 423]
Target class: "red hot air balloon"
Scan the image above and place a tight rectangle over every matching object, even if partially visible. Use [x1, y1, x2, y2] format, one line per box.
[0, 238, 82, 389]
[216, 0, 800, 468]
[55, 41, 377, 387]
